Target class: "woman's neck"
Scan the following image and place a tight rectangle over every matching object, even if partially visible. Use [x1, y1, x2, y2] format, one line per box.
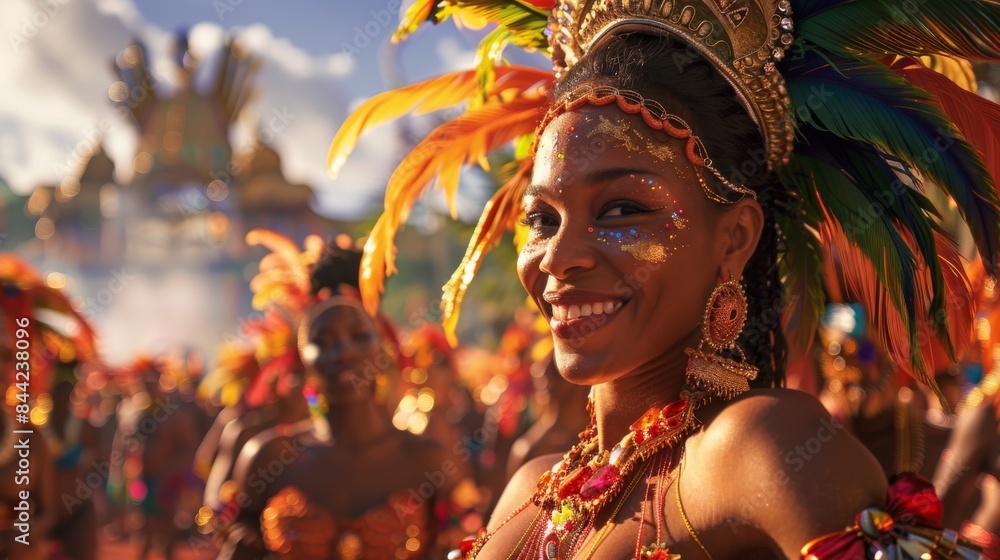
[591, 329, 697, 451]
[326, 400, 392, 447]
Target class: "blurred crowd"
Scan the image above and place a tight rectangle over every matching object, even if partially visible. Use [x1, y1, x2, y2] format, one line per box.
[2, 229, 1000, 559]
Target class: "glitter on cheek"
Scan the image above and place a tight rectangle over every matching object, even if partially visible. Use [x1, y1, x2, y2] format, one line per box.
[619, 239, 685, 264]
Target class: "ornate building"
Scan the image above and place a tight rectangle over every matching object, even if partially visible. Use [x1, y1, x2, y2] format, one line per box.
[20, 32, 342, 363]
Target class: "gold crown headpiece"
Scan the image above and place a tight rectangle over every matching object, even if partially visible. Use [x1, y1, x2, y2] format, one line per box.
[548, 0, 796, 169]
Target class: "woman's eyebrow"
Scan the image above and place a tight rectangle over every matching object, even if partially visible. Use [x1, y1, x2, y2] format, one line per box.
[586, 166, 659, 183]
[526, 167, 661, 198]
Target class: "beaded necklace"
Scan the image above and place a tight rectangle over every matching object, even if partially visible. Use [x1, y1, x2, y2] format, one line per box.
[462, 387, 712, 559]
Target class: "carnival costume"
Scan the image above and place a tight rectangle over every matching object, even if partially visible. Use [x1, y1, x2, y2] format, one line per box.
[327, 0, 1000, 557]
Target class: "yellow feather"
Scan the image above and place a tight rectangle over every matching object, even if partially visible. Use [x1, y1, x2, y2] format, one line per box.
[393, 0, 438, 43]
[917, 55, 978, 93]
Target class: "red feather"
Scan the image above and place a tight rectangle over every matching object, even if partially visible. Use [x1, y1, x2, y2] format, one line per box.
[891, 57, 1000, 189]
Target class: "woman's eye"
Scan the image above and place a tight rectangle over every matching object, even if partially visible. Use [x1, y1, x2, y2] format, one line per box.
[600, 201, 655, 218]
[519, 212, 559, 230]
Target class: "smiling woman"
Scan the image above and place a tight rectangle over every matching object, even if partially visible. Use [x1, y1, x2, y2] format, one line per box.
[328, 0, 1000, 558]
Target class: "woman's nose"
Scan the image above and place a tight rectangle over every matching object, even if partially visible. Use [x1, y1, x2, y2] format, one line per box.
[538, 223, 597, 279]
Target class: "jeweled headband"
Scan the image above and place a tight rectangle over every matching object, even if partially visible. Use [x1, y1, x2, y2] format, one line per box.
[536, 84, 757, 202]
[549, 0, 796, 170]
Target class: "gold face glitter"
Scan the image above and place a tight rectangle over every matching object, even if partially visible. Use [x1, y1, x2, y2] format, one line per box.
[587, 115, 640, 153]
[646, 141, 676, 163]
[619, 239, 684, 264]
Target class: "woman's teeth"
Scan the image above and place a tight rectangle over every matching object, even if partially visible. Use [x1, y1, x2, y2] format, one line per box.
[550, 300, 623, 322]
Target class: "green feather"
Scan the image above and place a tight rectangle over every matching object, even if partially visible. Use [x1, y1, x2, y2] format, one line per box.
[436, 1, 549, 51]
[798, 0, 1000, 61]
[776, 209, 826, 355]
[786, 52, 1000, 280]
[780, 152, 928, 371]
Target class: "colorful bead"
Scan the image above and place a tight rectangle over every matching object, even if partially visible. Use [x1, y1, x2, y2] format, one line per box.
[544, 533, 559, 559]
[557, 466, 593, 500]
[579, 464, 621, 501]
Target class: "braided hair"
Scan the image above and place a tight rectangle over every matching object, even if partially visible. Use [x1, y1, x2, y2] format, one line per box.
[553, 33, 787, 387]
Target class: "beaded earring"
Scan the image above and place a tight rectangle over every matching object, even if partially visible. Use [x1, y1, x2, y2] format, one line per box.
[684, 274, 758, 399]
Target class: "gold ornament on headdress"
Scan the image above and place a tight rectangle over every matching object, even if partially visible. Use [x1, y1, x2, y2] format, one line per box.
[548, 0, 796, 169]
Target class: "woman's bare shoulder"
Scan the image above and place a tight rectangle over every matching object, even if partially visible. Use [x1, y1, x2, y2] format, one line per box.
[487, 453, 560, 531]
[689, 388, 888, 556]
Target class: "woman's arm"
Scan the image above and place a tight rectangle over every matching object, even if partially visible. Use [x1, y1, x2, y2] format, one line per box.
[934, 400, 994, 528]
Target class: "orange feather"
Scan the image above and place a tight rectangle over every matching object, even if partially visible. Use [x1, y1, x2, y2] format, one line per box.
[819, 215, 973, 404]
[360, 93, 548, 315]
[441, 158, 534, 344]
[393, 0, 437, 43]
[327, 66, 553, 178]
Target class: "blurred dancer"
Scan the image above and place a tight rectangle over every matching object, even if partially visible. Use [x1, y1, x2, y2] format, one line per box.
[817, 304, 925, 477]
[934, 268, 1000, 555]
[214, 232, 477, 559]
[0, 254, 98, 559]
[48, 361, 102, 560]
[111, 356, 203, 560]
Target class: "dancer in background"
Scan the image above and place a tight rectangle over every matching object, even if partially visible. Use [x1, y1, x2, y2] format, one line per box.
[48, 359, 102, 560]
[110, 356, 203, 560]
[214, 231, 479, 559]
[935, 264, 1000, 556]
[0, 253, 98, 559]
[330, 0, 1000, 556]
[817, 304, 925, 477]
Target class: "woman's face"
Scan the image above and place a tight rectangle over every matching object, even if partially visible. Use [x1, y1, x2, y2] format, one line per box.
[518, 104, 740, 384]
[304, 303, 385, 405]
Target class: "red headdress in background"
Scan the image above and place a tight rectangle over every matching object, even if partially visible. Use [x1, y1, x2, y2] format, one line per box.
[0, 253, 98, 406]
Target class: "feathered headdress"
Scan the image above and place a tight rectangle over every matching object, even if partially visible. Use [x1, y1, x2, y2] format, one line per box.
[0, 254, 98, 398]
[329, 0, 1000, 395]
